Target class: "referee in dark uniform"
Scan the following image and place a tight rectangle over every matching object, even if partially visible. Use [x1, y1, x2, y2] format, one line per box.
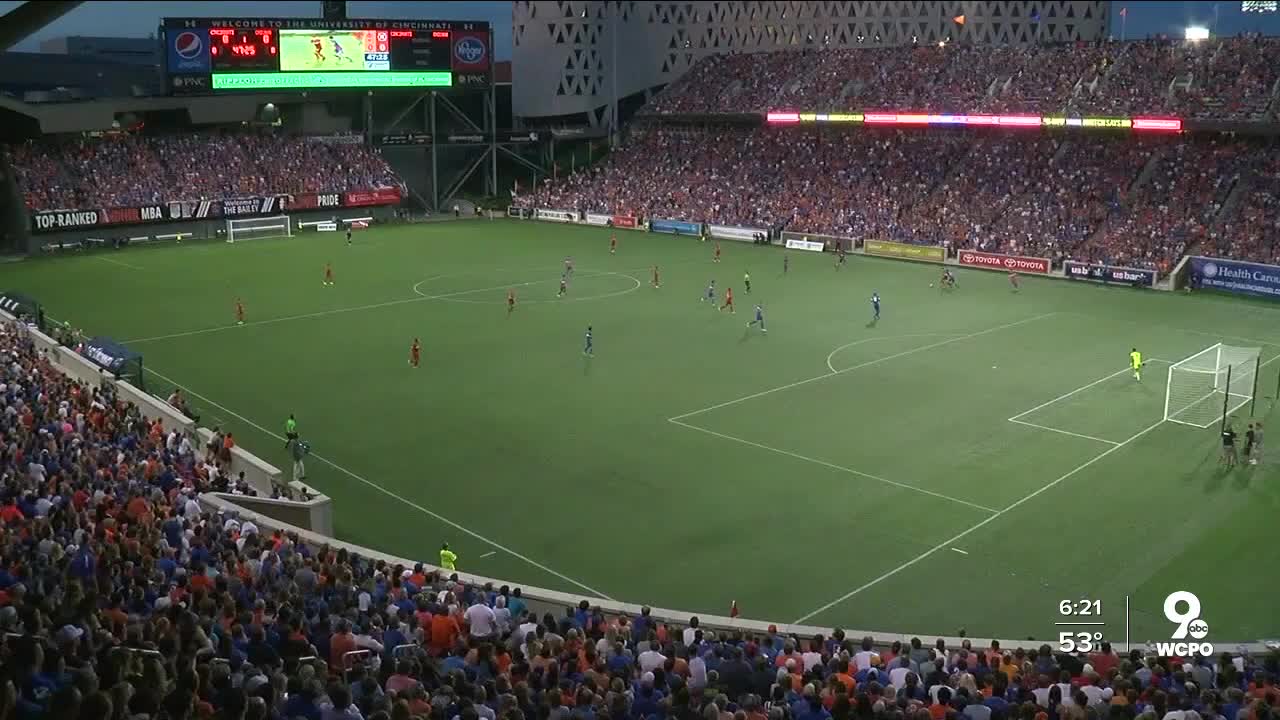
[1221, 423, 1238, 468]
[1245, 423, 1257, 465]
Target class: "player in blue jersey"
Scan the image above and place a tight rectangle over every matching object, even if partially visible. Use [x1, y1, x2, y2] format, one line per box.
[558, 273, 568, 298]
[330, 36, 353, 64]
[583, 326, 593, 356]
[871, 292, 881, 321]
[747, 304, 767, 333]
[703, 279, 716, 303]
[783, 252, 789, 274]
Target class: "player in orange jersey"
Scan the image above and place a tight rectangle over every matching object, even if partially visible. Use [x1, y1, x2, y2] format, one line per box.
[324, 263, 334, 286]
[1009, 270, 1020, 292]
[713, 241, 721, 263]
[235, 298, 245, 325]
[652, 265, 660, 289]
[720, 286, 734, 313]
[507, 288, 516, 315]
[610, 234, 617, 254]
[409, 338, 421, 368]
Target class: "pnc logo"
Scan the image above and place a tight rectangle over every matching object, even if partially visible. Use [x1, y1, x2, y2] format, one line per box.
[174, 31, 203, 59]
[455, 37, 486, 64]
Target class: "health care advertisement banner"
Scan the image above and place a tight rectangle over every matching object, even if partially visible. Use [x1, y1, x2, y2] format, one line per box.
[708, 224, 766, 243]
[30, 189, 400, 233]
[1190, 256, 1280, 300]
[957, 249, 1051, 275]
[864, 239, 946, 263]
[1063, 260, 1155, 287]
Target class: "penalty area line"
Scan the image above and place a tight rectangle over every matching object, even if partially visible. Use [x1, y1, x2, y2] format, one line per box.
[144, 365, 614, 600]
[792, 416, 1166, 625]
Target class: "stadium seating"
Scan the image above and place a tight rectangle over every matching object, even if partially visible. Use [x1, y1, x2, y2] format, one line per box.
[0, 306, 1274, 720]
[518, 126, 1279, 269]
[7, 132, 403, 211]
[643, 39, 1280, 121]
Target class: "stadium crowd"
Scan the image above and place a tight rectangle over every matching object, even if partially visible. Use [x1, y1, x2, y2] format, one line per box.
[518, 127, 1276, 270]
[7, 133, 402, 212]
[644, 38, 1280, 120]
[0, 308, 1278, 720]
[1, 300, 1279, 720]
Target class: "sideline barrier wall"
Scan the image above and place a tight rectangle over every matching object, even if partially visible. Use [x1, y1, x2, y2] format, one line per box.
[196, 427, 284, 497]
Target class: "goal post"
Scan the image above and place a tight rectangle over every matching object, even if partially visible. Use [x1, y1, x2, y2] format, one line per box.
[1163, 343, 1262, 428]
[226, 215, 292, 243]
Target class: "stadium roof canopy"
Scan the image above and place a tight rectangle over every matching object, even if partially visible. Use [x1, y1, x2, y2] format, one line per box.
[0, 1, 84, 52]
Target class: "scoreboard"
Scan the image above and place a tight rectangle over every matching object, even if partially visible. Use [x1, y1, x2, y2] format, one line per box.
[163, 18, 491, 94]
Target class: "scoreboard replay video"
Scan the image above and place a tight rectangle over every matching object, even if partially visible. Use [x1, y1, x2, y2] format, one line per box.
[162, 17, 492, 94]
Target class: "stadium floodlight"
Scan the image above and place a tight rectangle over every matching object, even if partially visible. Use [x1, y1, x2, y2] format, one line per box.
[1185, 26, 1210, 40]
[1164, 344, 1261, 428]
[226, 215, 293, 243]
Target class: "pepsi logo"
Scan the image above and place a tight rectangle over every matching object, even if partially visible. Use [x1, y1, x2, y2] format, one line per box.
[174, 31, 203, 60]
[455, 37, 486, 64]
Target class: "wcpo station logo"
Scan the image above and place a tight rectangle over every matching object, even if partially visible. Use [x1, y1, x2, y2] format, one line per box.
[1153, 591, 1213, 657]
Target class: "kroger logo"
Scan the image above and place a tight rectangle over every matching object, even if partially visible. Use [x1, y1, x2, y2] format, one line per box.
[174, 31, 203, 59]
[455, 37, 486, 65]
[1202, 262, 1219, 278]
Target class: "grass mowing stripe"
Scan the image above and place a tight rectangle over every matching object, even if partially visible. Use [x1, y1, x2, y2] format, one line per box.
[792, 354, 1280, 625]
[144, 366, 615, 600]
[668, 419, 1001, 513]
[791, 417, 1168, 625]
[670, 312, 1057, 422]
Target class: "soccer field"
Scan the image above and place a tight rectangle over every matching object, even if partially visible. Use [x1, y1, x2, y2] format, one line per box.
[8, 220, 1280, 643]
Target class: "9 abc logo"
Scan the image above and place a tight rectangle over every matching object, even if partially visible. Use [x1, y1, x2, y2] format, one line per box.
[1156, 591, 1213, 658]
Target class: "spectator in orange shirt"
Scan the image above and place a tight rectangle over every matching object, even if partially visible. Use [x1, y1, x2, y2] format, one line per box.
[929, 687, 953, 720]
[430, 608, 460, 654]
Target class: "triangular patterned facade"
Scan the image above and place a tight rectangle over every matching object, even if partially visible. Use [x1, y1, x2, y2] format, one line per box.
[514, 1, 1109, 121]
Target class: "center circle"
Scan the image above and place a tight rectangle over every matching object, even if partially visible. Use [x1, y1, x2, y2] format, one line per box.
[412, 269, 642, 304]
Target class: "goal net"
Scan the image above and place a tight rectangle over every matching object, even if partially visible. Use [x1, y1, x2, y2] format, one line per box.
[1163, 344, 1261, 428]
[226, 215, 292, 243]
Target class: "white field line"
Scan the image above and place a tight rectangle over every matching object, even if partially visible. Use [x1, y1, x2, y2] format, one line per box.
[670, 313, 1057, 422]
[144, 366, 613, 600]
[1008, 359, 1173, 423]
[950, 547, 969, 555]
[123, 266, 643, 345]
[96, 256, 144, 270]
[1008, 419, 1121, 446]
[825, 333, 967, 374]
[794, 351, 1280, 623]
[792, 416, 1168, 624]
[669, 419, 1000, 513]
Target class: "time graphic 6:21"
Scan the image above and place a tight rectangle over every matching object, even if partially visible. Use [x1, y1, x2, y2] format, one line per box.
[1059, 599, 1101, 615]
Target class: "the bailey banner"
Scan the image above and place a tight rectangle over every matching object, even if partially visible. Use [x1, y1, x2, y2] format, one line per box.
[1190, 256, 1280, 300]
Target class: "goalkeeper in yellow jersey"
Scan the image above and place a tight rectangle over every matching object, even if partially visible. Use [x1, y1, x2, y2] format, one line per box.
[1130, 347, 1143, 381]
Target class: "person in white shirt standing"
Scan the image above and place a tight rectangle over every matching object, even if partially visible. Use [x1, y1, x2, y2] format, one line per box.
[683, 617, 701, 647]
[464, 600, 497, 642]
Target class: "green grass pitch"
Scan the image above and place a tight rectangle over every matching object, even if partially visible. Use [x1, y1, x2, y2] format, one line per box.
[7, 220, 1280, 643]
